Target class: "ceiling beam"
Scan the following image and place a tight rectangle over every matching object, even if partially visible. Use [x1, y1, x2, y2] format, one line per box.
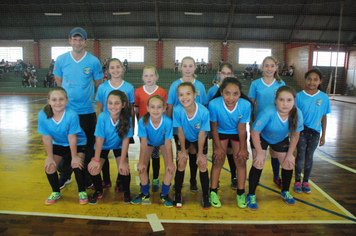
[155, 0, 161, 40]
[224, 0, 235, 42]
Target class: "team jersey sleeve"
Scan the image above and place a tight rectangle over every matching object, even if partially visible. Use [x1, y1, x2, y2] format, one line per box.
[37, 111, 50, 136]
[200, 108, 210, 132]
[252, 108, 270, 132]
[94, 113, 106, 138]
[172, 106, 182, 128]
[95, 84, 105, 103]
[208, 100, 218, 122]
[296, 108, 304, 133]
[93, 58, 104, 81]
[199, 84, 208, 105]
[239, 100, 251, 124]
[137, 117, 147, 138]
[128, 85, 135, 104]
[68, 111, 82, 135]
[167, 83, 178, 105]
[248, 81, 257, 99]
[324, 95, 331, 115]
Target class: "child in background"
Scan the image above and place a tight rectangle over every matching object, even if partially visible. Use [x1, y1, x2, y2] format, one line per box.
[87, 90, 133, 204]
[95, 58, 135, 193]
[166, 56, 207, 192]
[209, 77, 251, 208]
[207, 62, 238, 189]
[131, 95, 175, 207]
[38, 87, 88, 205]
[248, 56, 286, 189]
[247, 86, 304, 210]
[173, 82, 211, 209]
[134, 66, 168, 192]
[294, 68, 330, 194]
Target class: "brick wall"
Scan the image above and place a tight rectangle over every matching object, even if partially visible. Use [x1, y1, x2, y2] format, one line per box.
[0, 40, 34, 65]
[287, 45, 310, 88]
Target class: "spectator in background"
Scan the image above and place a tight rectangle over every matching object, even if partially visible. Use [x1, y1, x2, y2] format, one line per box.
[288, 66, 294, 76]
[44, 70, 54, 88]
[29, 70, 37, 87]
[174, 60, 179, 74]
[5, 61, 12, 73]
[49, 59, 55, 71]
[14, 63, 23, 75]
[244, 64, 254, 80]
[200, 58, 207, 74]
[207, 60, 213, 74]
[123, 59, 129, 72]
[22, 71, 30, 87]
[252, 61, 258, 75]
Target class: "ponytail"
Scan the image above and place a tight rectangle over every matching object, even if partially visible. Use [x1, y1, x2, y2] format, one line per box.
[43, 104, 54, 119]
[44, 87, 67, 119]
[142, 112, 150, 126]
[288, 105, 298, 132]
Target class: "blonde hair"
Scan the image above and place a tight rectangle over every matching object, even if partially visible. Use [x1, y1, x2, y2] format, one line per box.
[43, 87, 67, 119]
[262, 56, 282, 83]
[143, 66, 159, 78]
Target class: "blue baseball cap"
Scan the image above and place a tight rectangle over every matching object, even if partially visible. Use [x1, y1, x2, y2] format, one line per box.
[69, 27, 87, 40]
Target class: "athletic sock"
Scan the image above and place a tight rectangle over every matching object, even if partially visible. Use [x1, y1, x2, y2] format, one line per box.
[189, 153, 197, 185]
[101, 159, 111, 183]
[227, 154, 237, 180]
[92, 174, 103, 193]
[120, 173, 131, 193]
[248, 166, 262, 195]
[147, 159, 151, 176]
[210, 188, 218, 194]
[141, 183, 150, 195]
[73, 167, 86, 192]
[152, 157, 160, 179]
[271, 157, 280, 179]
[174, 170, 184, 195]
[237, 188, 245, 195]
[46, 172, 60, 192]
[161, 183, 171, 196]
[199, 170, 209, 196]
[282, 168, 293, 192]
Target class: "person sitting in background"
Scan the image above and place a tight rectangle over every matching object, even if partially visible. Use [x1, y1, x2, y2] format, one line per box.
[207, 60, 213, 74]
[22, 71, 30, 87]
[174, 60, 179, 74]
[14, 63, 23, 75]
[244, 65, 253, 80]
[288, 66, 294, 76]
[200, 58, 206, 74]
[44, 70, 54, 88]
[29, 70, 37, 87]
[49, 59, 55, 71]
[123, 59, 129, 72]
[5, 61, 12, 73]
[252, 61, 258, 75]
[27, 63, 35, 73]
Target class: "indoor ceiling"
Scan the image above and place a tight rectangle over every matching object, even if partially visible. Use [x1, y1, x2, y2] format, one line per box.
[0, 0, 355, 45]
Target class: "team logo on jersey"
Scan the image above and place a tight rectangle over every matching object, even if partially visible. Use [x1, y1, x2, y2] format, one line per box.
[236, 115, 243, 121]
[83, 67, 90, 75]
[255, 120, 261, 127]
[194, 123, 201, 129]
[196, 90, 200, 96]
[274, 89, 277, 95]
[316, 99, 322, 106]
[66, 125, 69, 131]
[161, 130, 166, 136]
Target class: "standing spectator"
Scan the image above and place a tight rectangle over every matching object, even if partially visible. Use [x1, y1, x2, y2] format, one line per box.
[44, 70, 54, 88]
[123, 59, 129, 72]
[174, 60, 179, 74]
[200, 58, 206, 74]
[49, 59, 55, 71]
[54, 27, 104, 190]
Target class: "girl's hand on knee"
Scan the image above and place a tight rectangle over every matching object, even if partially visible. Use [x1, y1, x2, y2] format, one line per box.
[119, 163, 130, 176]
[137, 162, 147, 174]
[213, 147, 226, 164]
[253, 153, 265, 169]
[197, 153, 208, 169]
[44, 157, 56, 172]
[177, 150, 188, 162]
[88, 159, 100, 174]
[71, 155, 84, 170]
[166, 162, 175, 175]
[237, 148, 249, 161]
[283, 154, 295, 169]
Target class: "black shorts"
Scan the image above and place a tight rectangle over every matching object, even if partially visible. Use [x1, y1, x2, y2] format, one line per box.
[100, 149, 122, 161]
[250, 136, 290, 153]
[219, 133, 240, 143]
[53, 144, 86, 157]
[173, 134, 208, 155]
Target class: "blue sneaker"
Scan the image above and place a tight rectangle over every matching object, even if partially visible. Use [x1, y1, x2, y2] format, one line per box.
[131, 192, 149, 205]
[293, 182, 302, 194]
[302, 182, 312, 194]
[160, 194, 173, 208]
[247, 194, 258, 210]
[281, 191, 296, 205]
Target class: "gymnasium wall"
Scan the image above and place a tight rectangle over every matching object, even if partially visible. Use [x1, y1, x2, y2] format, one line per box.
[286, 45, 310, 89]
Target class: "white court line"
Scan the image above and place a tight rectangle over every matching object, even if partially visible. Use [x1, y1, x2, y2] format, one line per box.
[146, 213, 164, 232]
[315, 153, 356, 174]
[0, 210, 355, 225]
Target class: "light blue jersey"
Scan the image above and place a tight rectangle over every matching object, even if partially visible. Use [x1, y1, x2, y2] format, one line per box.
[296, 90, 331, 133]
[138, 114, 173, 147]
[207, 84, 219, 102]
[167, 79, 207, 106]
[248, 78, 285, 119]
[53, 51, 103, 115]
[209, 96, 251, 134]
[252, 104, 304, 144]
[173, 103, 210, 142]
[37, 107, 87, 146]
[95, 80, 135, 112]
[94, 111, 133, 150]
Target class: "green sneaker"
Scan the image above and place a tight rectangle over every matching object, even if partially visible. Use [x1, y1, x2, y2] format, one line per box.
[79, 191, 88, 205]
[160, 194, 173, 208]
[152, 178, 160, 192]
[131, 192, 150, 205]
[236, 193, 247, 208]
[45, 192, 61, 205]
[210, 191, 221, 208]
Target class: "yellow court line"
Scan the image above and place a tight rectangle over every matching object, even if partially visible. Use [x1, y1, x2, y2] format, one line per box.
[0, 210, 355, 225]
[315, 153, 356, 174]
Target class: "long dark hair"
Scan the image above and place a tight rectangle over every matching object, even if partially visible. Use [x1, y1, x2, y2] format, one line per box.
[211, 77, 252, 105]
[275, 86, 298, 132]
[107, 90, 131, 139]
[262, 56, 282, 83]
[305, 68, 323, 90]
[43, 87, 67, 119]
[143, 95, 165, 126]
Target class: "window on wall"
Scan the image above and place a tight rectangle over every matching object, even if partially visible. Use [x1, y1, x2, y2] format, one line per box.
[51, 47, 72, 60]
[0, 47, 23, 62]
[175, 47, 209, 63]
[112, 46, 144, 62]
[238, 48, 271, 65]
[313, 51, 345, 67]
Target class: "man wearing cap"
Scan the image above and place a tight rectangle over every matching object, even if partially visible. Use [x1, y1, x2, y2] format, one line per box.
[54, 27, 104, 190]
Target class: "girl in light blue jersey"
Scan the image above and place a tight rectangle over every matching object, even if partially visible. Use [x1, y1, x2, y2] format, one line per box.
[209, 77, 251, 209]
[173, 82, 211, 209]
[38, 87, 88, 205]
[248, 56, 286, 189]
[95, 58, 135, 193]
[131, 95, 175, 208]
[294, 68, 331, 194]
[87, 90, 133, 204]
[247, 86, 304, 210]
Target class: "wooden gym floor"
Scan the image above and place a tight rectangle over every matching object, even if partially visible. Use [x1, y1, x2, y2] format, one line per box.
[0, 94, 356, 235]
